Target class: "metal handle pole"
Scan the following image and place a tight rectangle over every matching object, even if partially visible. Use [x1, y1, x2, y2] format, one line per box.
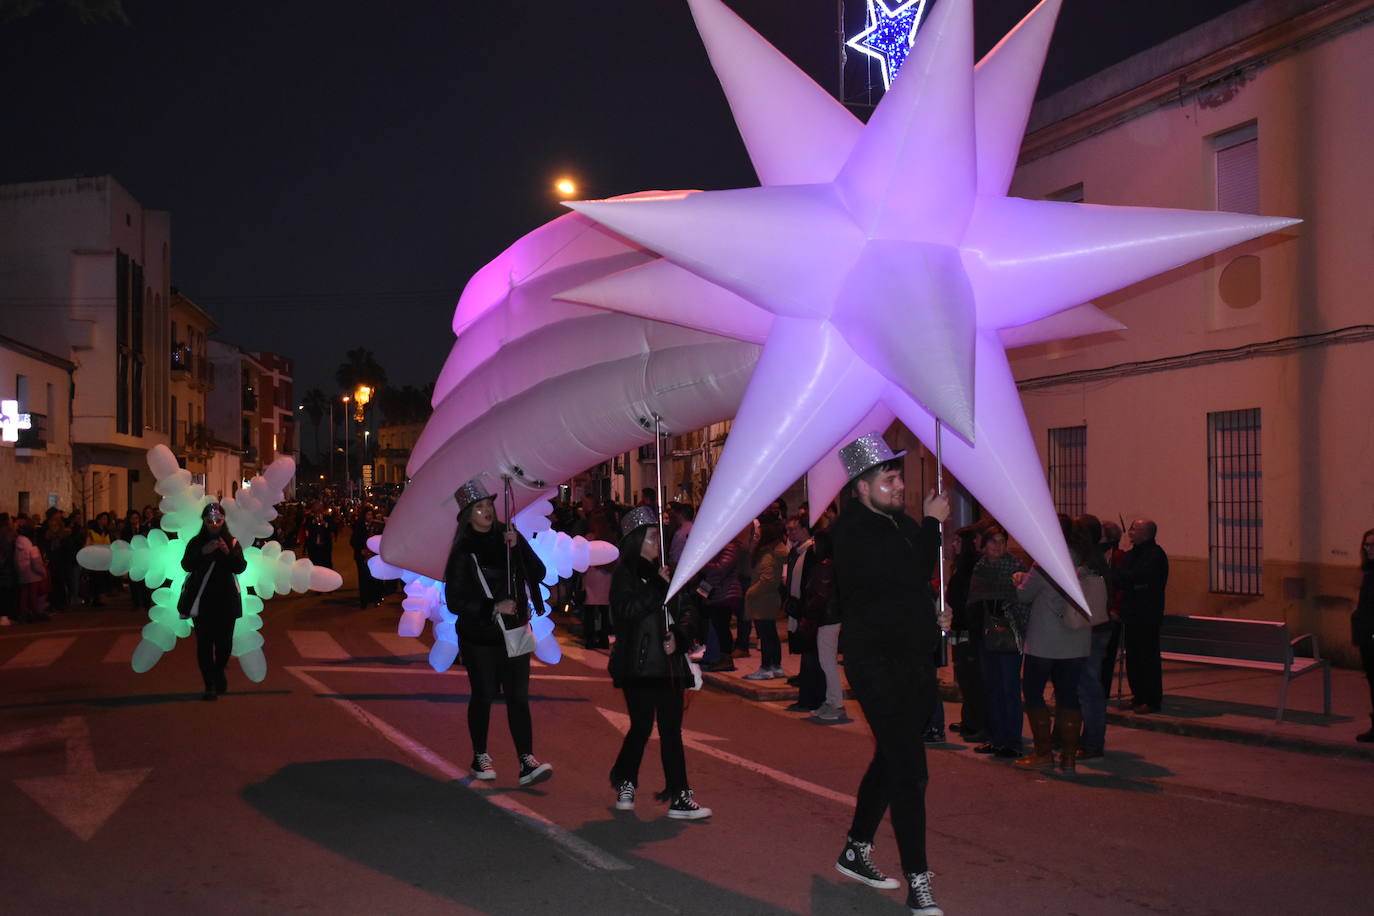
[652, 414, 666, 572]
[502, 475, 515, 598]
[936, 420, 948, 641]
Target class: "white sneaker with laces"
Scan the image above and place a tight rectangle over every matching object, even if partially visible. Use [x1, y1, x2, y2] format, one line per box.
[742, 668, 773, 681]
[614, 780, 636, 811]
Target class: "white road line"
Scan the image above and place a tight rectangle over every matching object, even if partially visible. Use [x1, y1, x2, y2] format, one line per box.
[102, 633, 141, 664]
[596, 706, 857, 809]
[3, 637, 77, 669]
[291, 663, 607, 683]
[0, 624, 139, 642]
[284, 666, 630, 873]
[287, 630, 351, 660]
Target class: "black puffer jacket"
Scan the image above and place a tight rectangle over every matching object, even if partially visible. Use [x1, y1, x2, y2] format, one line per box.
[180, 532, 247, 621]
[608, 556, 693, 688]
[444, 524, 546, 648]
[831, 500, 941, 661]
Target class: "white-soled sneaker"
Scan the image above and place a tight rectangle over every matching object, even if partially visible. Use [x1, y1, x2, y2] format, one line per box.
[835, 837, 901, 889]
[905, 870, 944, 916]
[469, 752, 496, 781]
[666, 789, 711, 820]
[614, 780, 636, 811]
[518, 754, 553, 786]
[742, 668, 774, 681]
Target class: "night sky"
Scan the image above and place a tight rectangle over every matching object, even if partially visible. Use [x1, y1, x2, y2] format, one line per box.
[1, 0, 1254, 402]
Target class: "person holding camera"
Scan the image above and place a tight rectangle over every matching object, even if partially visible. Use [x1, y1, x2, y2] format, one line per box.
[179, 503, 247, 700]
[444, 478, 551, 786]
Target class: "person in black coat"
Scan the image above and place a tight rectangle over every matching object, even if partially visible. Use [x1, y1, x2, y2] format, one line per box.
[607, 505, 710, 820]
[443, 478, 552, 787]
[179, 503, 247, 701]
[1354, 528, 1374, 743]
[829, 433, 950, 916]
[1116, 518, 1169, 714]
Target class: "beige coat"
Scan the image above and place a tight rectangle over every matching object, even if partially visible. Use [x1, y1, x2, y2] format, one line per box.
[745, 543, 787, 621]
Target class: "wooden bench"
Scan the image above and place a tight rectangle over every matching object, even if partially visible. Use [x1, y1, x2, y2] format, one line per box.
[1158, 614, 1332, 723]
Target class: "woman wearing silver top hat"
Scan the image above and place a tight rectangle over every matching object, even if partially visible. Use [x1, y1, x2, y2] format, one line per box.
[178, 502, 247, 701]
[606, 505, 711, 819]
[443, 478, 552, 786]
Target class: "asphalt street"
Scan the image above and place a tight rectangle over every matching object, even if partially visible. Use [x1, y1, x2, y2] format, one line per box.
[2, 579, 1372, 915]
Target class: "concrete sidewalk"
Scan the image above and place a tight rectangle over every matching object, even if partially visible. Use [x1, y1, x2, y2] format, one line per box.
[699, 640, 1374, 761]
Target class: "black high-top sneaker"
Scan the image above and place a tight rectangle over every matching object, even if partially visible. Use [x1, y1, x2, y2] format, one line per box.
[666, 789, 711, 819]
[518, 754, 553, 786]
[835, 837, 900, 889]
[905, 870, 943, 916]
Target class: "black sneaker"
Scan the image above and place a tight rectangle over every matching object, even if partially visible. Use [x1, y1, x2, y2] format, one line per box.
[666, 789, 711, 819]
[469, 753, 496, 781]
[835, 837, 900, 889]
[614, 780, 636, 811]
[922, 728, 946, 744]
[905, 870, 943, 915]
[518, 754, 552, 786]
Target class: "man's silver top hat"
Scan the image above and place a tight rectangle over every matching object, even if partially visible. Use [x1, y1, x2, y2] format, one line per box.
[837, 432, 907, 482]
[620, 505, 659, 540]
[454, 478, 495, 515]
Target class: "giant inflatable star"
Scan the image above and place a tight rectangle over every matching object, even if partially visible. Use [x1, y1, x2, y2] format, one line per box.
[563, 0, 1298, 602]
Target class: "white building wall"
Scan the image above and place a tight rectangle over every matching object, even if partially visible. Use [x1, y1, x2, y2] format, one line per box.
[1005, 4, 1374, 661]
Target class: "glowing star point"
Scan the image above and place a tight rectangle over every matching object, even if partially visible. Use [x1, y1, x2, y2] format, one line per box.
[846, 0, 930, 91]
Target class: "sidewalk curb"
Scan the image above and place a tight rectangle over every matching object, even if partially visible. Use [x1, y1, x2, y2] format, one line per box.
[1101, 707, 1374, 762]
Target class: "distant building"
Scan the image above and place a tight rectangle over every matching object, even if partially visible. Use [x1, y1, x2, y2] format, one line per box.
[205, 342, 295, 497]
[0, 335, 75, 516]
[1006, 0, 1373, 662]
[0, 175, 171, 516]
[374, 422, 422, 488]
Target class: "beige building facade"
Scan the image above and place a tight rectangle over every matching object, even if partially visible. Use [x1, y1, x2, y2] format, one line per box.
[1005, 0, 1374, 664]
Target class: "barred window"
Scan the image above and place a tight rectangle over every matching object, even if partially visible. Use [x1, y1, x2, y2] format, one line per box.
[1047, 425, 1087, 517]
[1208, 408, 1262, 594]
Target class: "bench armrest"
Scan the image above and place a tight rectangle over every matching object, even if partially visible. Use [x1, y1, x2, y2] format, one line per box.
[1291, 631, 1321, 660]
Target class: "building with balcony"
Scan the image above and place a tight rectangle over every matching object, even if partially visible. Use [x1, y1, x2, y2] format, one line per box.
[168, 289, 217, 479]
[1004, 0, 1374, 663]
[0, 335, 75, 517]
[374, 422, 423, 488]
[205, 342, 295, 496]
[0, 175, 171, 517]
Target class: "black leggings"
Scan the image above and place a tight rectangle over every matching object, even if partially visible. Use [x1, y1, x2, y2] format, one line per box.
[463, 642, 533, 757]
[194, 615, 234, 689]
[611, 681, 688, 794]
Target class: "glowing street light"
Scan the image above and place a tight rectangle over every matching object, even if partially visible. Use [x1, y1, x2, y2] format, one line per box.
[553, 177, 578, 199]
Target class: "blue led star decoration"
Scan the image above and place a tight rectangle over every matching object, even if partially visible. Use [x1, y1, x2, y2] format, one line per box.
[847, 0, 929, 90]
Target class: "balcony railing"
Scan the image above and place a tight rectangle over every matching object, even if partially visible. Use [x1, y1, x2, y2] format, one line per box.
[170, 345, 213, 388]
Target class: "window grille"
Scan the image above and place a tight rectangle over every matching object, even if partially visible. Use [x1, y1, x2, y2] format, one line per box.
[1208, 408, 1262, 594]
[1047, 425, 1087, 517]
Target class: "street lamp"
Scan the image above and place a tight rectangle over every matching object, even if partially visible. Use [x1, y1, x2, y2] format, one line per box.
[342, 394, 351, 498]
[553, 176, 578, 199]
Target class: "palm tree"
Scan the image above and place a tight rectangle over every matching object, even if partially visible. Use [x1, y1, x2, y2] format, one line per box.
[301, 388, 329, 462]
[335, 348, 388, 401]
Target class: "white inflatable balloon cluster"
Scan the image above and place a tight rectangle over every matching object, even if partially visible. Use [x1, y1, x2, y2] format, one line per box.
[369, 489, 617, 671]
[76, 444, 344, 679]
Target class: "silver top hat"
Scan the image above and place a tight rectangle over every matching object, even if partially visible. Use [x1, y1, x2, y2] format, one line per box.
[454, 477, 495, 515]
[620, 505, 659, 540]
[837, 432, 907, 482]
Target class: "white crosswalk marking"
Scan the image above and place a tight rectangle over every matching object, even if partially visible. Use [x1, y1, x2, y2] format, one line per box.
[286, 630, 351, 660]
[3, 637, 77, 669]
[368, 632, 427, 659]
[102, 633, 141, 664]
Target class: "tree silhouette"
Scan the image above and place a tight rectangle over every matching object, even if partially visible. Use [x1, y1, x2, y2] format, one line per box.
[334, 348, 388, 396]
[301, 388, 329, 462]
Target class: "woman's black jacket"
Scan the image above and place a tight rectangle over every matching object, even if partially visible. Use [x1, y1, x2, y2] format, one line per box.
[180, 531, 247, 621]
[608, 556, 693, 688]
[444, 523, 546, 648]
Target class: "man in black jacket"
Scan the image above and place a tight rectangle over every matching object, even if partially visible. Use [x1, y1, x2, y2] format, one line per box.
[1117, 518, 1169, 713]
[829, 433, 949, 916]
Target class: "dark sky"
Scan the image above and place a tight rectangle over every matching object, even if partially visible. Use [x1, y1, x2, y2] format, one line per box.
[1, 0, 1254, 403]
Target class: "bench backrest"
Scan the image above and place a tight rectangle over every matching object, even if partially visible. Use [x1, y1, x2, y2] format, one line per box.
[1159, 614, 1292, 664]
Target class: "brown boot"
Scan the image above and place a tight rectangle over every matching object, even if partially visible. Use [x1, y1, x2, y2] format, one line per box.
[1014, 708, 1055, 767]
[1057, 709, 1083, 773]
